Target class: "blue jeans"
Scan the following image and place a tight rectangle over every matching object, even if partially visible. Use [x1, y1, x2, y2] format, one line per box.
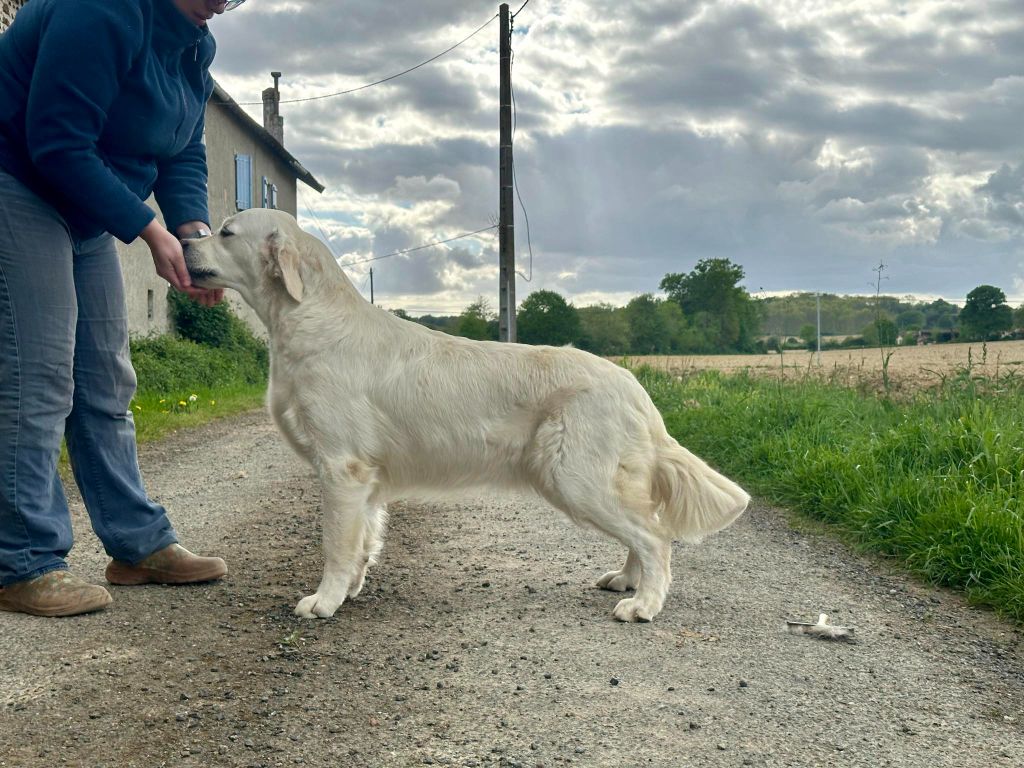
[0, 169, 177, 585]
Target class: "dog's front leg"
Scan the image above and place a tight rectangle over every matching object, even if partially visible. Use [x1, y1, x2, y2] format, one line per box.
[295, 460, 377, 619]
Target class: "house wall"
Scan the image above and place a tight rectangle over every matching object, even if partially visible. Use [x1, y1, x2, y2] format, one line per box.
[205, 104, 298, 226]
[116, 101, 299, 338]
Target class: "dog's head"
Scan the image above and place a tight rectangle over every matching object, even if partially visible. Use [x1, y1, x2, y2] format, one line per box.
[184, 208, 308, 307]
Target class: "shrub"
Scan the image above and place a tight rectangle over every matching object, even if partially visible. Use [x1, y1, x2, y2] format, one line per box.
[132, 295, 268, 395]
[168, 290, 256, 350]
[131, 334, 267, 394]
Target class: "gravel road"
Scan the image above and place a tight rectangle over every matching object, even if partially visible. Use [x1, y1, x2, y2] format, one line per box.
[1, 409, 1022, 768]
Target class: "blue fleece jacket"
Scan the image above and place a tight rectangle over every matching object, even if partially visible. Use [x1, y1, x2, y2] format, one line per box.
[0, 0, 215, 242]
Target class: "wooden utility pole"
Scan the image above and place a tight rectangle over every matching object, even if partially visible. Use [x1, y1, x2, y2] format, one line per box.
[498, 3, 516, 342]
[369, 268, 375, 305]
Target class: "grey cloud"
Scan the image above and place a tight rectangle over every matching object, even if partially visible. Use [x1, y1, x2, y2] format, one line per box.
[210, 1, 1024, 307]
[979, 162, 1024, 201]
[213, 1, 497, 78]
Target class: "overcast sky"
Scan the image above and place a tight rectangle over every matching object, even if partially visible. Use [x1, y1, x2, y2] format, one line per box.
[210, 0, 1024, 314]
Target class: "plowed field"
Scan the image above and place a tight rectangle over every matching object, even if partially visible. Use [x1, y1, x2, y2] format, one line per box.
[618, 339, 1024, 392]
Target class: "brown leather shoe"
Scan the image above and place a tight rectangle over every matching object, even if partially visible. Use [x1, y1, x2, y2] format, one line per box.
[0, 571, 113, 617]
[105, 544, 227, 585]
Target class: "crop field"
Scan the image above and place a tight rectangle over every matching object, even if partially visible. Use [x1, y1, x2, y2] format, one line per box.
[619, 339, 1024, 392]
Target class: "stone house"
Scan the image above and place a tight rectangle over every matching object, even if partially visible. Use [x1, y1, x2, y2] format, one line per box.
[120, 76, 324, 336]
[1, 1, 324, 337]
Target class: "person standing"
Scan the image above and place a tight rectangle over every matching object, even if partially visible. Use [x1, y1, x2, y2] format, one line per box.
[0, 0, 250, 617]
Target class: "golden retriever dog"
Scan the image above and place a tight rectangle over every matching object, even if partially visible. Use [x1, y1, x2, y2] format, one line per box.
[183, 209, 749, 622]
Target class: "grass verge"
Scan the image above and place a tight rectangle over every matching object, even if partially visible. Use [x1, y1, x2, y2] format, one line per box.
[128, 332, 268, 445]
[633, 365, 1024, 623]
[129, 384, 265, 445]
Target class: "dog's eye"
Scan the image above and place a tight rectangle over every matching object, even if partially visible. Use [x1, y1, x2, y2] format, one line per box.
[220, 227, 235, 238]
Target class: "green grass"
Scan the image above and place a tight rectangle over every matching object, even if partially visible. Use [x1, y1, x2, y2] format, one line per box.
[633, 365, 1024, 622]
[128, 333, 268, 445]
[129, 384, 265, 445]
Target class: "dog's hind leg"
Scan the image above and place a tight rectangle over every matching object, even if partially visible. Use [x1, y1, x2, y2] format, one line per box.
[539, 483, 672, 622]
[608, 536, 671, 622]
[295, 458, 379, 619]
[348, 504, 387, 599]
[585, 510, 671, 622]
[596, 548, 640, 592]
[528, 389, 673, 621]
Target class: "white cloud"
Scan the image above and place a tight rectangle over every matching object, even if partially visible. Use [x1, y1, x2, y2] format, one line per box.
[211, 0, 1024, 314]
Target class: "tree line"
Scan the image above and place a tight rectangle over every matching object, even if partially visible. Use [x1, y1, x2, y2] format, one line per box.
[394, 259, 1023, 355]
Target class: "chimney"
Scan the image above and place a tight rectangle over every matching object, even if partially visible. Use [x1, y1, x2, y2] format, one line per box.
[262, 71, 285, 144]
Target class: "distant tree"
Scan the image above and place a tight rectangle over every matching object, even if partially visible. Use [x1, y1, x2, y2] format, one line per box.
[455, 297, 496, 340]
[578, 303, 630, 356]
[416, 314, 459, 333]
[862, 317, 898, 347]
[759, 293, 956, 338]
[517, 290, 581, 346]
[625, 294, 672, 353]
[959, 285, 1012, 340]
[799, 323, 817, 350]
[922, 298, 958, 330]
[390, 308, 413, 321]
[657, 299, 689, 352]
[1014, 304, 1024, 330]
[896, 309, 925, 331]
[660, 258, 760, 351]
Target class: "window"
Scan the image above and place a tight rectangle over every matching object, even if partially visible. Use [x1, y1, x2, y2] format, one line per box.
[261, 175, 269, 208]
[235, 154, 253, 210]
[270, 184, 278, 210]
[147, 289, 154, 321]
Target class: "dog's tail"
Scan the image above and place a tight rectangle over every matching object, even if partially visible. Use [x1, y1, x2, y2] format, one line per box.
[651, 439, 749, 543]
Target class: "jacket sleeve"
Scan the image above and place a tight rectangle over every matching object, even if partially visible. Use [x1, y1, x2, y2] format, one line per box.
[24, 0, 155, 243]
[153, 44, 217, 234]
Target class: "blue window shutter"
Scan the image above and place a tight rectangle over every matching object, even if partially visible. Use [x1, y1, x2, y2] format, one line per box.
[235, 154, 252, 210]
[261, 176, 269, 208]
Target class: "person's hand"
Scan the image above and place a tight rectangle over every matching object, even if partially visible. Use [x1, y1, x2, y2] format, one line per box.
[176, 221, 225, 308]
[139, 220, 223, 307]
[184, 285, 224, 308]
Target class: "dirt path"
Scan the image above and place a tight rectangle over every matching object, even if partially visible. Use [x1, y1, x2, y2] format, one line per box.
[1, 410, 1022, 768]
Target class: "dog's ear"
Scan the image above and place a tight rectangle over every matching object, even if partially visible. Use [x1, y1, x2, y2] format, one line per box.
[266, 229, 304, 302]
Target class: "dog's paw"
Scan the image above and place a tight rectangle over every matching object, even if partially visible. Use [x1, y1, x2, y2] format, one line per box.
[612, 597, 656, 623]
[597, 569, 637, 592]
[347, 570, 367, 599]
[294, 592, 344, 619]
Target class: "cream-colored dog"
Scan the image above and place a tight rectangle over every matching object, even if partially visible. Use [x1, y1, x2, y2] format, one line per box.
[184, 209, 749, 622]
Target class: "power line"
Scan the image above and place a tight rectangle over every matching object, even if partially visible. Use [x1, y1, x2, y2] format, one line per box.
[338, 225, 498, 268]
[299, 192, 340, 257]
[509, 19, 534, 282]
[512, 0, 530, 18]
[232, 14, 498, 106]
[301, 191, 495, 271]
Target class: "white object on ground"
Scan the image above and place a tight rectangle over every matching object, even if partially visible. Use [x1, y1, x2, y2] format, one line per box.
[786, 613, 855, 641]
